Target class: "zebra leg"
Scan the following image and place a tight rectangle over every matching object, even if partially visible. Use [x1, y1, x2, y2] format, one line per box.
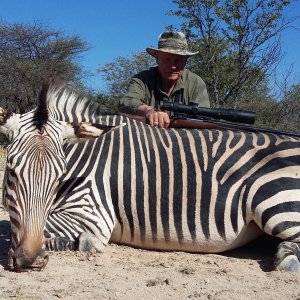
[43, 232, 76, 251]
[44, 206, 112, 253]
[275, 241, 300, 272]
[43, 230, 108, 252]
[44, 178, 115, 253]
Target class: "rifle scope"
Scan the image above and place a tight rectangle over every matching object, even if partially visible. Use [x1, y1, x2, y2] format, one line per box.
[160, 102, 256, 124]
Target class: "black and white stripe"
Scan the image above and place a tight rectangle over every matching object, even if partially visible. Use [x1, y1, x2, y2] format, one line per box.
[46, 116, 300, 255]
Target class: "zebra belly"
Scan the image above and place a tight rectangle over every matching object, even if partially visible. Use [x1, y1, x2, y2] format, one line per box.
[110, 221, 263, 253]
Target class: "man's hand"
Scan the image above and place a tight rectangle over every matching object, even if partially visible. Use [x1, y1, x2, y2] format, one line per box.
[146, 109, 170, 128]
[138, 105, 170, 128]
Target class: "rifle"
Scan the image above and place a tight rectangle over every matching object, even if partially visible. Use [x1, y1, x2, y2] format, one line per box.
[121, 101, 300, 138]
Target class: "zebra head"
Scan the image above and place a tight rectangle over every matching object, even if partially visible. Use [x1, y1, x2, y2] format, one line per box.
[0, 78, 103, 272]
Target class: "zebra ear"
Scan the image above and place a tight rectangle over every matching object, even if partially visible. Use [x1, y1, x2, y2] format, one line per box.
[61, 122, 121, 143]
[0, 107, 21, 139]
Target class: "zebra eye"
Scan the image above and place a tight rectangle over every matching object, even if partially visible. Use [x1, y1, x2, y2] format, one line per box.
[5, 165, 16, 178]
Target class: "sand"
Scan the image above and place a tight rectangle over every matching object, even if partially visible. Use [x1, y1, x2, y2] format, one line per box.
[1, 205, 300, 300]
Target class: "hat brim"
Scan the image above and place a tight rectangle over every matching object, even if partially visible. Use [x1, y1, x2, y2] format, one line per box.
[146, 47, 198, 58]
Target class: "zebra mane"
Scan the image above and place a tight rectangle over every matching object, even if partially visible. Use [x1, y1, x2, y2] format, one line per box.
[35, 76, 127, 128]
[44, 76, 100, 124]
[35, 78, 50, 130]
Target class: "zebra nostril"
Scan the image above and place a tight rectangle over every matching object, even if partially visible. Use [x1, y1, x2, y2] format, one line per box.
[12, 248, 49, 272]
[7, 255, 29, 273]
[15, 255, 34, 271]
[8, 246, 35, 271]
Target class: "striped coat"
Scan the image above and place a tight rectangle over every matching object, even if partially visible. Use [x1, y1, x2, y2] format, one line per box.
[48, 118, 299, 254]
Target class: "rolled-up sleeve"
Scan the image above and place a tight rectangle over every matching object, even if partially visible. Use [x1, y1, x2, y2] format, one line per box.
[119, 77, 146, 114]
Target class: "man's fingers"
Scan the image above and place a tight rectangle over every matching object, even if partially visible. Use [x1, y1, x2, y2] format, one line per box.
[163, 115, 170, 128]
[148, 113, 156, 126]
[158, 114, 164, 127]
[147, 111, 170, 128]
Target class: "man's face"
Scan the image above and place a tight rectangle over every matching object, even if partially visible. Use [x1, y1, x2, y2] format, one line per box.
[156, 52, 187, 82]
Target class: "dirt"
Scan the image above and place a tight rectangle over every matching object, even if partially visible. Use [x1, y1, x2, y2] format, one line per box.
[1, 206, 300, 300]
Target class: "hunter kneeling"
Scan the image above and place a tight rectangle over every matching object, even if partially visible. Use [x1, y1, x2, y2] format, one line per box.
[119, 30, 210, 128]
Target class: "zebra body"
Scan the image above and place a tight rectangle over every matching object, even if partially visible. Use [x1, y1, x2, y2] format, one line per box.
[46, 119, 299, 255]
[1, 77, 300, 272]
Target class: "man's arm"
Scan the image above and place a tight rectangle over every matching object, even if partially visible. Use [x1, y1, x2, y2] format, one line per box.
[119, 77, 146, 114]
[119, 76, 170, 128]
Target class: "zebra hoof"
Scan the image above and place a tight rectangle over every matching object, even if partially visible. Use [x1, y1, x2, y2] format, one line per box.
[77, 232, 105, 252]
[276, 255, 300, 273]
[275, 241, 300, 272]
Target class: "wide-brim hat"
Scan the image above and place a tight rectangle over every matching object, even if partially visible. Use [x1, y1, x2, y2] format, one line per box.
[146, 31, 198, 58]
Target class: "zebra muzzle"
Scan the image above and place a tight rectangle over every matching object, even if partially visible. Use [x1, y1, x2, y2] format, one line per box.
[7, 248, 49, 272]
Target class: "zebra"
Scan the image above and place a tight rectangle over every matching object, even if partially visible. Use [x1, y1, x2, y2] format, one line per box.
[0, 77, 299, 272]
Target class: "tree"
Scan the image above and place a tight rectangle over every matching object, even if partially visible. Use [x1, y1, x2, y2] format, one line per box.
[272, 83, 300, 132]
[233, 76, 299, 132]
[0, 21, 89, 113]
[99, 51, 155, 98]
[90, 92, 120, 114]
[168, 0, 295, 108]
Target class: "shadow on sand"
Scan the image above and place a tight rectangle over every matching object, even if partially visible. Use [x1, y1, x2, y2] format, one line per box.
[0, 219, 10, 268]
[219, 234, 280, 272]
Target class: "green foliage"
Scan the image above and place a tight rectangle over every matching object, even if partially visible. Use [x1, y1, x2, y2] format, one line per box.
[0, 21, 89, 113]
[99, 51, 155, 97]
[169, 0, 293, 108]
[273, 83, 300, 132]
[164, 0, 299, 133]
[238, 81, 300, 133]
[91, 93, 120, 115]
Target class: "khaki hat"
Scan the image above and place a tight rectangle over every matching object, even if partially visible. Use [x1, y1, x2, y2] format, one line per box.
[146, 31, 198, 57]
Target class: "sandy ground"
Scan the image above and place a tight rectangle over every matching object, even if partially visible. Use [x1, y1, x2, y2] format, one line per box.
[1, 206, 300, 300]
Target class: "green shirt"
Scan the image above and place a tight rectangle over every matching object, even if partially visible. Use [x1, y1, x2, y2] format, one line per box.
[119, 66, 210, 114]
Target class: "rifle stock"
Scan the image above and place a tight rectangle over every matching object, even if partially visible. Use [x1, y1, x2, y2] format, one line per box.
[169, 118, 233, 130]
[120, 113, 300, 138]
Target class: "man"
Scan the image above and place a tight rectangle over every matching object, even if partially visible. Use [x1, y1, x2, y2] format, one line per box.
[119, 31, 210, 128]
